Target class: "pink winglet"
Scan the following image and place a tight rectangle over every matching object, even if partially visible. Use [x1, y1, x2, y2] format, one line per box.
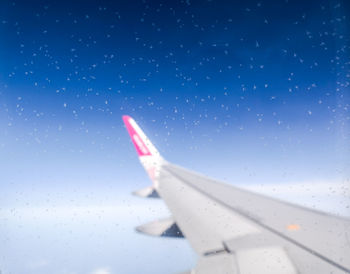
[123, 115, 152, 156]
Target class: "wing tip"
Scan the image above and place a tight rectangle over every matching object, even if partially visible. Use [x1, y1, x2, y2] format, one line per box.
[122, 115, 132, 123]
[122, 115, 153, 157]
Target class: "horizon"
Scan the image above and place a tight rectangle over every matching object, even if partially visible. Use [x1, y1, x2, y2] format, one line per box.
[0, 0, 349, 273]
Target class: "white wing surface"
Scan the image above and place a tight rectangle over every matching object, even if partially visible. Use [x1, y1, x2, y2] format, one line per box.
[122, 115, 350, 274]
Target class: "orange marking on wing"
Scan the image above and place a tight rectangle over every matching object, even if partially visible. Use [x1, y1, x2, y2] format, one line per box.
[287, 224, 300, 231]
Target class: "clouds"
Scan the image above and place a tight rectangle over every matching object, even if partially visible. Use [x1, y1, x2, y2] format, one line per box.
[91, 267, 112, 274]
[27, 259, 50, 269]
[26, 260, 112, 274]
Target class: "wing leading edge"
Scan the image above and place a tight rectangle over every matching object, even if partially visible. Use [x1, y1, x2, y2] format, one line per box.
[122, 115, 350, 274]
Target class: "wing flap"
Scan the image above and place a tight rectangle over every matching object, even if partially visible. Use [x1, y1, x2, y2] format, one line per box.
[194, 253, 238, 274]
[236, 246, 297, 274]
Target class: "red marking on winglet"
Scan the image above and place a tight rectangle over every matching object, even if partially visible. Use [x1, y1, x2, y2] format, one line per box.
[123, 115, 152, 156]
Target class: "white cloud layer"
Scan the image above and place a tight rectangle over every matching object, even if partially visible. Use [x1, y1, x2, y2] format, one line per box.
[91, 267, 111, 274]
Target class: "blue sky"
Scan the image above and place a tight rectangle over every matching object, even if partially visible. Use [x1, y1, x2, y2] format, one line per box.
[0, 0, 349, 273]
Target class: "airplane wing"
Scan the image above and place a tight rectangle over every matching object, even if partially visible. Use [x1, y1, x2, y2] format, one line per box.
[122, 115, 350, 274]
